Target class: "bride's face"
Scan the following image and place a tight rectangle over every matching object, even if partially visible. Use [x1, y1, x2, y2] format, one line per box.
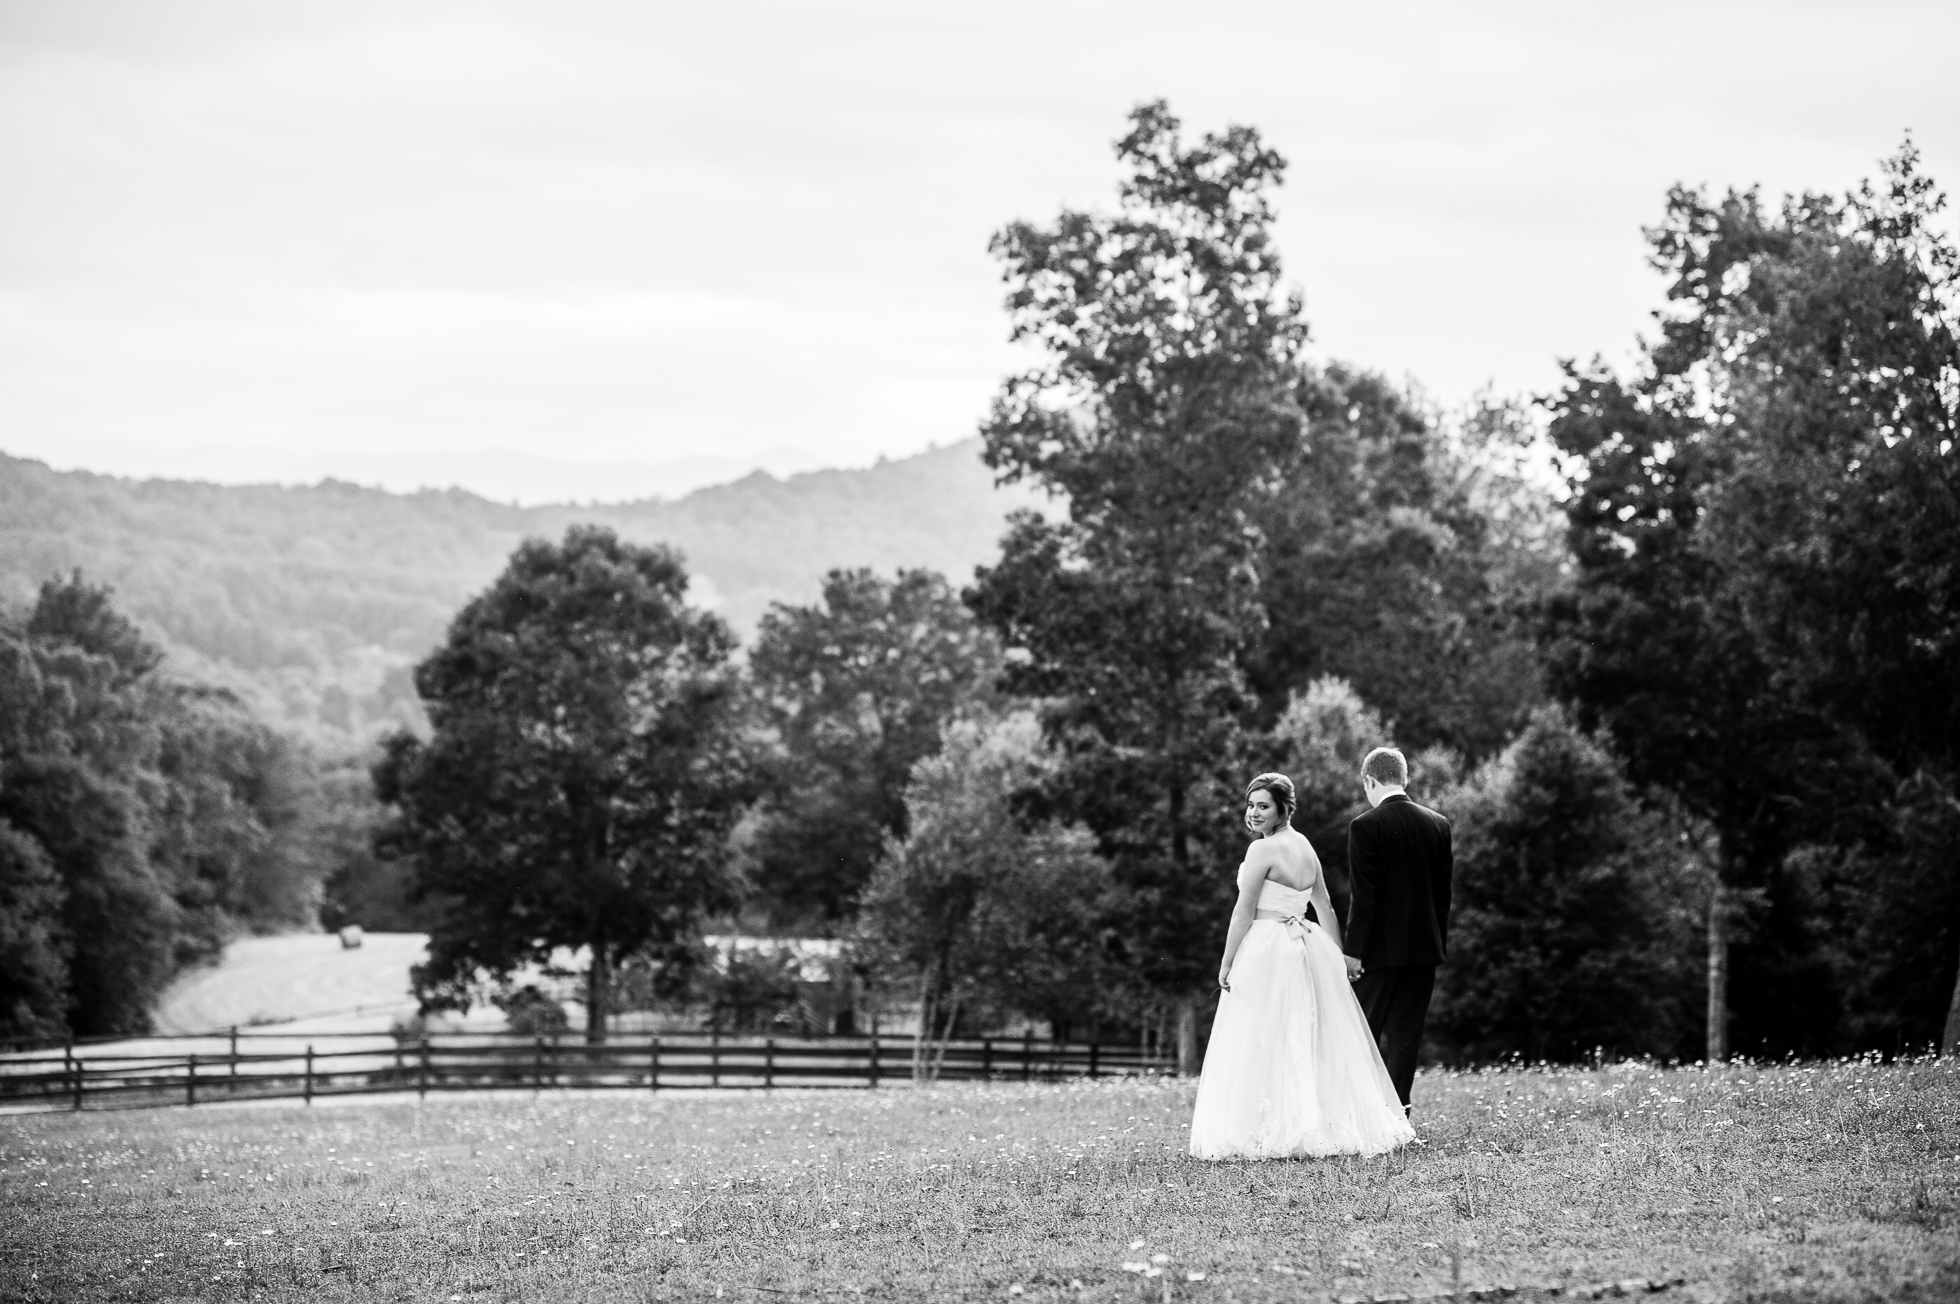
[1244, 789, 1279, 836]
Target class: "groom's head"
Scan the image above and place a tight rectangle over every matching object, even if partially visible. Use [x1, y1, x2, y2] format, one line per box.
[1360, 747, 1408, 807]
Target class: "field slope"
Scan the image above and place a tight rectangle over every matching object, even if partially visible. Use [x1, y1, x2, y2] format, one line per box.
[2, 1058, 1955, 1303]
[151, 934, 429, 1035]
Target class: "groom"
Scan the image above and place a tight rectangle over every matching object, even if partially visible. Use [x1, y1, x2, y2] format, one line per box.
[1342, 746, 1452, 1114]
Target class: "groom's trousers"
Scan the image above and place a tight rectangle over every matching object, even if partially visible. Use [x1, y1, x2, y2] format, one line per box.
[1352, 963, 1435, 1111]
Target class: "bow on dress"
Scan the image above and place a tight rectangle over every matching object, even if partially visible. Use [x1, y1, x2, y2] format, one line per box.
[1279, 912, 1316, 946]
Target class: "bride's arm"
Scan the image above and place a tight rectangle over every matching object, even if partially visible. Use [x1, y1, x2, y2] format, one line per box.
[1217, 853, 1268, 991]
[1307, 841, 1344, 953]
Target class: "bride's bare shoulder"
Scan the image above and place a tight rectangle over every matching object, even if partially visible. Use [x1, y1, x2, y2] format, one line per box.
[1236, 840, 1276, 889]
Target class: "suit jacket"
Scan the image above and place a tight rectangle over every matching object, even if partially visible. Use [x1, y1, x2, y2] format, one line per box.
[1343, 792, 1453, 968]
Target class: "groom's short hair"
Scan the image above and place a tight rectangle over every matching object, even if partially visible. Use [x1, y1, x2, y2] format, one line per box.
[1361, 747, 1408, 787]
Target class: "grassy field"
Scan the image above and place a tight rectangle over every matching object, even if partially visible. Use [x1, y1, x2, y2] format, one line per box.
[2, 1057, 1955, 1304]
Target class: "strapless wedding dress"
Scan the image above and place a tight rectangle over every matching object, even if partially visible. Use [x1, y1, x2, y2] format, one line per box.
[1188, 878, 1415, 1159]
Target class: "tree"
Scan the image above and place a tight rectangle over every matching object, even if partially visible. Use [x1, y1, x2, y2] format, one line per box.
[1663, 143, 1960, 1050]
[1427, 709, 1702, 1063]
[1543, 325, 1882, 1063]
[968, 101, 1306, 1071]
[376, 526, 749, 1043]
[1548, 141, 1960, 1057]
[0, 821, 70, 1040]
[1, 577, 180, 1037]
[857, 713, 1112, 1078]
[1266, 676, 1385, 924]
[745, 568, 1000, 927]
[1801, 770, 1960, 1056]
[1272, 678, 1389, 836]
[1263, 676, 1463, 921]
[318, 748, 436, 933]
[149, 682, 331, 944]
[1250, 370, 1553, 760]
[1656, 141, 1959, 774]
[1, 754, 177, 1035]
[0, 573, 351, 1038]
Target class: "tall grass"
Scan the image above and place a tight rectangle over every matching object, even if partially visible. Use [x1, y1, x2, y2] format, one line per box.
[2, 1056, 1955, 1302]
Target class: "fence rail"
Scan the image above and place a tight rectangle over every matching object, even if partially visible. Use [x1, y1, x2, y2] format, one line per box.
[0, 1033, 1161, 1113]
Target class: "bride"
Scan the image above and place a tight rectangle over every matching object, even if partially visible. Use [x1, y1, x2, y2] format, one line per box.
[1188, 772, 1415, 1160]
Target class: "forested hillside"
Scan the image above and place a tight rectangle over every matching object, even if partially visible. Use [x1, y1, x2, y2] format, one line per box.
[0, 441, 1042, 741]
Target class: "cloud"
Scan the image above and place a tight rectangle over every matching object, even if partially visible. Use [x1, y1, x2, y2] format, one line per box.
[2, 0, 1954, 487]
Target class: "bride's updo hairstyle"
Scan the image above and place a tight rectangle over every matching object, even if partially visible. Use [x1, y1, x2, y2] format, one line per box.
[1245, 772, 1297, 826]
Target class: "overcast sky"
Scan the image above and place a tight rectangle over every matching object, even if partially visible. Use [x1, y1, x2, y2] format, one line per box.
[3, 1, 1955, 502]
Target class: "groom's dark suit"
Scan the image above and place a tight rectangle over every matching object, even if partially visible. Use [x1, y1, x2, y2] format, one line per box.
[1344, 792, 1452, 1111]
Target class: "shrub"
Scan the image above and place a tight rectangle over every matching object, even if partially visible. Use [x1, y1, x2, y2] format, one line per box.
[1427, 708, 1702, 1063]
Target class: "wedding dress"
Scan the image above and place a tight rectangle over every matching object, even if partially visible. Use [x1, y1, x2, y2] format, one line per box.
[1188, 877, 1416, 1160]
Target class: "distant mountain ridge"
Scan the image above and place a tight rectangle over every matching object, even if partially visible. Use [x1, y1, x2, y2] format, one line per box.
[0, 439, 1043, 742]
[32, 442, 834, 506]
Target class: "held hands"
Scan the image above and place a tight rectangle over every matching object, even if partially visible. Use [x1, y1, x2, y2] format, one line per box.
[1344, 955, 1365, 983]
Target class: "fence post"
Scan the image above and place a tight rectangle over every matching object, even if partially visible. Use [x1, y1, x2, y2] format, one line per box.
[710, 1031, 720, 1088]
[764, 1037, 774, 1089]
[71, 1057, 83, 1111]
[63, 1038, 73, 1105]
[1089, 1041, 1099, 1080]
[1022, 1030, 1032, 1083]
[418, 1039, 430, 1100]
[534, 1037, 545, 1092]
[229, 1025, 239, 1093]
[982, 1038, 992, 1080]
[869, 1035, 880, 1088]
[650, 1036, 660, 1092]
[304, 1045, 314, 1105]
[186, 1054, 197, 1108]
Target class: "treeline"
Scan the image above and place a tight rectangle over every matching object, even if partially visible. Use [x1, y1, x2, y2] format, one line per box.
[0, 440, 1032, 744]
[350, 105, 1585, 1064]
[0, 576, 366, 1039]
[723, 110, 1957, 1065]
[1536, 139, 1960, 1060]
[6, 106, 1954, 1068]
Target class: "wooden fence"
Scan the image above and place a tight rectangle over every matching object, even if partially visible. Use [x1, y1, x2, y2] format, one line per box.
[0, 1031, 1162, 1113]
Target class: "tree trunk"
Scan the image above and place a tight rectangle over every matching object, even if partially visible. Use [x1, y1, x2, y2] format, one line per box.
[912, 970, 934, 1082]
[1943, 954, 1960, 1056]
[927, 991, 961, 1084]
[1706, 878, 1728, 1064]
[586, 945, 609, 1046]
[1174, 996, 1198, 1076]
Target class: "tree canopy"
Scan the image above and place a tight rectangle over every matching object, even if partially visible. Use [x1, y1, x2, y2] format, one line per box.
[1428, 710, 1702, 1063]
[1543, 139, 1960, 1056]
[0, 575, 335, 1039]
[377, 526, 750, 1043]
[968, 102, 1309, 1063]
[857, 713, 1112, 1075]
[744, 567, 1000, 927]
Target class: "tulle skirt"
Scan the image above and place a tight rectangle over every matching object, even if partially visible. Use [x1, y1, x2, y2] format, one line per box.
[1189, 918, 1416, 1160]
